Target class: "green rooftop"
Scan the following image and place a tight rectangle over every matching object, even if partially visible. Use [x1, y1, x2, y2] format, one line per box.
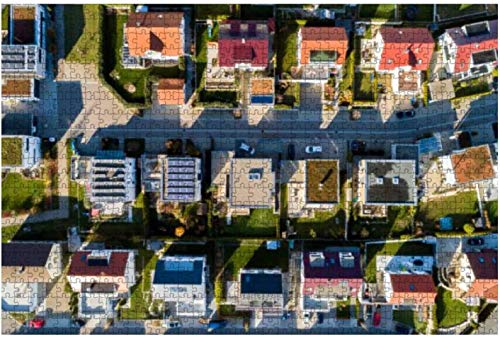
[2, 137, 23, 167]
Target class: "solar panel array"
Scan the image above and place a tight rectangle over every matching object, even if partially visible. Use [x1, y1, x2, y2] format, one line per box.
[163, 158, 200, 202]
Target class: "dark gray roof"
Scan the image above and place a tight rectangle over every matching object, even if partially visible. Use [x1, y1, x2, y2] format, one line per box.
[81, 282, 116, 293]
[153, 257, 204, 285]
[365, 160, 416, 204]
[1, 113, 32, 136]
[241, 272, 282, 294]
[2, 242, 52, 267]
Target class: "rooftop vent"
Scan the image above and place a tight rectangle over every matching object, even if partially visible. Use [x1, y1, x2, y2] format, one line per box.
[309, 252, 325, 268]
[392, 176, 399, 185]
[376, 177, 384, 184]
[339, 252, 355, 268]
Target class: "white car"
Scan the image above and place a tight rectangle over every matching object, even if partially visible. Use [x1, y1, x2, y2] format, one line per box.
[303, 312, 311, 325]
[239, 142, 255, 155]
[305, 146, 322, 154]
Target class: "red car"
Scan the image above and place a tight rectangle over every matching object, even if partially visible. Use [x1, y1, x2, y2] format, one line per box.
[372, 312, 381, 327]
[28, 318, 45, 329]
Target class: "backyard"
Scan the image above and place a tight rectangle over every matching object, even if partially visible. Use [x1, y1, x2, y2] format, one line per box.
[276, 20, 301, 75]
[2, 5, 8, 30]
[291, 209, 346, 239]
[435, 287, 469, 328]
[364, 241, 434, 283]
[401, 5, 434, 22]
[2, 173, 46, 214]
[393, 309, 427, 333]
[227, 209, 279, 237]
[64, 5, 102, 64]
[453, 76, 491, 99]
[358, 4, 396, 20]
[336, 298, 351, 319]
[416, 191, 479, 231]
[194, 5, 231, 20]
[101, 14, 182, 105]
[437, 4, 487, 20]
[2, 137, 22, 166]
[354, 72, 377, 102]
[350, 206, 415, 240]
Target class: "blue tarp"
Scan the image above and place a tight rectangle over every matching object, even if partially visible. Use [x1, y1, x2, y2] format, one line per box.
[251, 95, 274, 104]
[440, 217, 453, 231]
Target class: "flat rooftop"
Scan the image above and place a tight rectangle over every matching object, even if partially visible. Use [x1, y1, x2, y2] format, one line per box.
[230, 158, 275, 209]
[363, 159, 416, 205]
[306, 160, 339, 203]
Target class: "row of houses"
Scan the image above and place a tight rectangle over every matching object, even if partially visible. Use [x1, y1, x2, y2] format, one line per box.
[2, 239, 497, 321]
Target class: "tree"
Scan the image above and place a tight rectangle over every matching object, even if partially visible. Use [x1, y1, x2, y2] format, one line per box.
[175, 226, 185, 238]
[309, 229, 317, 239]
[463, 223, 475, 235]
[360, 227, 370, 239]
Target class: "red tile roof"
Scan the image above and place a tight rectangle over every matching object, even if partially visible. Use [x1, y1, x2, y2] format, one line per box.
[390, 274, 436, 293]
[157, 78, 184, 105]
[466, 250, 498, 280]
[125, 12, 184, 57]
[379, 27, 435, 71]
[446, 20, 498, 74]
[451, 145, 495, 184]
[68, 251, 129, 277]
[218, 20, 269, 67]
[300, 27, 348, 65]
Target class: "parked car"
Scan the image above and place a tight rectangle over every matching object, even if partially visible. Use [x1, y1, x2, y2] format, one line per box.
[396, 111, 405, 119]
[287, 144, 296, 160]
[317, 312, 324, 324]
[28, 318, 45, 329]
[305, 145, 322, 154]
[351, 140, 366, 153]
[72, 318, 86, 328]
[207, 319, 228, 332]
[467, 237, 484, 246]
[239, 142, 255, 155]
[372, 312, 381, 327]
[395, 323, 415, 334]
[405, 110, 416, 118]
[281, 311, 291, 320]
[32, 116, 38, 135]
[303, 312, 311, 325]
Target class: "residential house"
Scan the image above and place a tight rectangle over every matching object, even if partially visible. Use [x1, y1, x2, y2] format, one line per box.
[297, 26, 348, 81]
[124, 12, 184, 66]
[218, 20, 271, 69]
[233, 269, 285, 314]
[372, 27, 435, 94]
[439, 20, 498, 80]
[1, 135, 41, 170]
[88, 151, 137, 218]
[376, 255, 437, 307]
[67, 249, 136, 318]
[281, 159, 339, 218]
[151, 255, 207, 317]
[229, 158, 275, 214]
[358, 159, 417, 207]
[156, 78, 186, 106]
[301, 248, 363, 313]
[444, 249, 497, 305]
[1, 5, 47, 101]
[2, 242, 62, 312]
[439, 144, 496, 189]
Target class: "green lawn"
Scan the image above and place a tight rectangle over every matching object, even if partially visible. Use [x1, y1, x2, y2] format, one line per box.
[7, 220, 73, 241]
[227, 209, 279, 237]
[101, 14, 182, 105]
[485, 200, 498, 227]
[276, 20, 301, 74]
[416, 191, 479, 231]
[364, 241, 434, 283]
[401, 5, 434, 22]
[436, 287, 469, 328]
[359, 4, 396, 20]
[336, 298, 351, 319]
[2, 5, 9, 30]
[195, 24, 208, 93]
[121, 249, 158, 319]
[454, 76, 491, 99]
[393, 309, 427, 333]
[85, 222, 145, 249]
[292, 209, 346, 239]
[223, 241, 288, 279]
[437, 4, 486, 20]
[2, 137, 22, 166]
[2, 225, 22, 243]
[354, 72, 376, 102]
[350, 206, 415, 240]
[195, 5, 231, 20]
[240, 5, 274, 20]
[2, 173, 46, 213]
[64, 5, 102, 63]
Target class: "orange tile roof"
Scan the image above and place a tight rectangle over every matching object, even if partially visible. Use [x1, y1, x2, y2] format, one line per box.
[451, 145, 495, 184]
[157, 78, 184, 105]
[125, 12, 184, 58]
[251, 78, 274, 95]
[300, 27, 348, 65]
[2, 79, 32, 97]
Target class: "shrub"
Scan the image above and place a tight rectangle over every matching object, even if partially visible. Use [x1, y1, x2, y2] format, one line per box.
[463, 223, 475, 235]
